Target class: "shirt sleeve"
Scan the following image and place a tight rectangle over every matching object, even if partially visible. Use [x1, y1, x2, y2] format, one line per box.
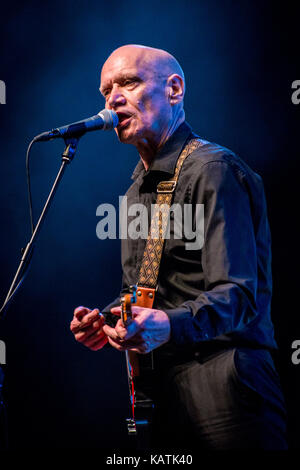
[100, 296, 121, 327]
[100, 272, 131, 326]
[164, 159, 261, 348]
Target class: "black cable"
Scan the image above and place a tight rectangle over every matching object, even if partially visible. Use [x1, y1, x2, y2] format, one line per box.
[0, 269, 29, 315]
[0, 140, 36, 317]
[0, 242, 35, 318]
[25, 138, 36, 235]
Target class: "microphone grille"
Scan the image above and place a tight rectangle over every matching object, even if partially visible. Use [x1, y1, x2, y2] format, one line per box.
[98, 109, 119, 129]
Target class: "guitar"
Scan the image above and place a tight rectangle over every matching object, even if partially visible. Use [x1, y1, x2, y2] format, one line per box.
[120, 285, 154, 438]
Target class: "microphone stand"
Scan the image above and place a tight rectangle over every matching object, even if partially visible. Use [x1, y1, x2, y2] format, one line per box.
[0, 137, 79, 319]
[0, 136, 80, 448]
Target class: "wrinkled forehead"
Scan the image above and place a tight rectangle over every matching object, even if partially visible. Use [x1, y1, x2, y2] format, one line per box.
[100, 50, 160, 86]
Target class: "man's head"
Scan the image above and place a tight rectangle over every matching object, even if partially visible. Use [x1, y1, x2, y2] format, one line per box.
[100, 45, 185, 152]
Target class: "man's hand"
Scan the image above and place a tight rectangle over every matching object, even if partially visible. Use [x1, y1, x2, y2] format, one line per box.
[70, 306, 108, 351]
[102, 306, 171, 354]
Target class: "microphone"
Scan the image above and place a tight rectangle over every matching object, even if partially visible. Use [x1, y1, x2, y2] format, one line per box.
[33, 109, 119, 142]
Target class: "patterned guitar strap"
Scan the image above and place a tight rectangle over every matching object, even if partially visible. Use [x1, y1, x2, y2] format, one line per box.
[129, 136, 205, 376]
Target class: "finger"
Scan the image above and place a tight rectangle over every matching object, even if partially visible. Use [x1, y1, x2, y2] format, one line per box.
[72, 310, 102, 333]
[103, 319, 138, 342]
[84, 327, 106, 342]
[71, 318, 88, 335]
[128, 347, 147, 354]
[71, 309, 98, 332]
[72, 316, 104, 338]
[122, 307, 148, 338]
[130, 306, 147, 316]
[114, 319, 130, 339]
[70, 317, 81, 332]
[102, 324, 123, 341]
[74, 322, 104, 342]
[107, 336, 127, 351]
[107, 338, 150, 353]
[88, 337, 108, 351]
[107, 333, 147, 350]
[84, 330, 108, 348]
[121, 319, 141, 340]
[110, 306, 121, 316]
[73, 306, 92, 320]
[128, 341, 151, 354]
[80, 309, 101, 326]
[125, 331, 152, 353]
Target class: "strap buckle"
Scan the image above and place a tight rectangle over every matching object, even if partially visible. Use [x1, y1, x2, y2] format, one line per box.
[157, 180, 177, 193]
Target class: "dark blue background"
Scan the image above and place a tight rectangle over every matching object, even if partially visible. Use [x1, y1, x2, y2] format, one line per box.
[0, 0, 299, 450]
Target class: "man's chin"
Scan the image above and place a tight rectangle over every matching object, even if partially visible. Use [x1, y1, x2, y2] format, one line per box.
[116, 128, 136, 144]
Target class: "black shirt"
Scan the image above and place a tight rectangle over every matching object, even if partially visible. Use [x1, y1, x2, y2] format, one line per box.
[102, 121, 277, 358]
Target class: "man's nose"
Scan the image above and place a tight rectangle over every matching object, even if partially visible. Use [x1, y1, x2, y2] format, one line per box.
[107, 85, 126, 109]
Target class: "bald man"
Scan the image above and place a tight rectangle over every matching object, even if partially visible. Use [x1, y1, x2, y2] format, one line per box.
[70, 45, 287, 450]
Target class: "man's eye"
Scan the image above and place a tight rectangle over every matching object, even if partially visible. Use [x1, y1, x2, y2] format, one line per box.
[124, 80, 137, 88]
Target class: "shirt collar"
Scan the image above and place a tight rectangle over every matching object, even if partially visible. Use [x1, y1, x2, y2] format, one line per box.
[131, 121, 193, 181]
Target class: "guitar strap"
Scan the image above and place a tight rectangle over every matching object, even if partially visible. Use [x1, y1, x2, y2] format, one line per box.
[130, 136, 205, 375]
[123, 136, 205, 439]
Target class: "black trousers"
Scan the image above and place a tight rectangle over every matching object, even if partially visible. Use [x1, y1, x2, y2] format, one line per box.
[150, 347, 288, 450]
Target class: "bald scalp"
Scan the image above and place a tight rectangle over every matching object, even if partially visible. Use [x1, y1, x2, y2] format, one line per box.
[103, 44, 185, 87]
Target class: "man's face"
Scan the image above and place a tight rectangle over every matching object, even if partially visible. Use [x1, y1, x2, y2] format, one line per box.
[100, 51, 171, 145]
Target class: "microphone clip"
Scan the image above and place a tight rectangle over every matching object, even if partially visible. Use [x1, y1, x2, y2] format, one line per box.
[62, 137, 80, 163]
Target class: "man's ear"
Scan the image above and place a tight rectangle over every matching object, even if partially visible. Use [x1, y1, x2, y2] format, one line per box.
[167, 74, 185, 105]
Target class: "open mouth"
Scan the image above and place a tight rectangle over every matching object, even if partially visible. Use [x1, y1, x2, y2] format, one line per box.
[117, 112, 132, 129]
